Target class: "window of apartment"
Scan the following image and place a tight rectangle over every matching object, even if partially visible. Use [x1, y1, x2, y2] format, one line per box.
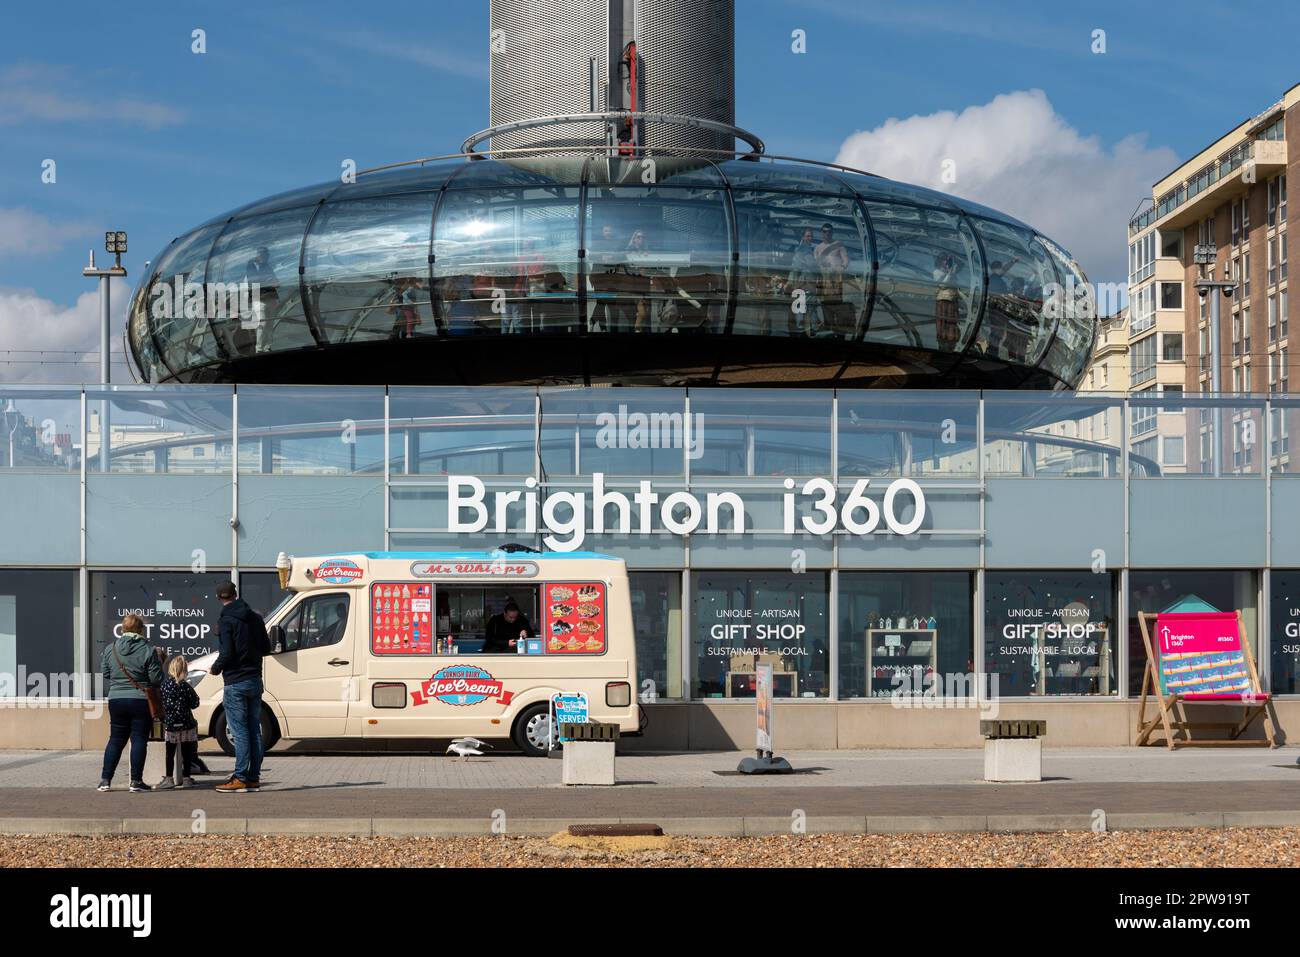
[1243, 306, 1251, 357]
[1270, 349, 1279, 392]
[1131, 385, 1157, 437]
[1269, 177, 1281, 227]
[1232, 364, 1241, 393]
[1270, 294, 1279, 342]
[1243, 250, 1252, 299]
[1131, 333, 1157, 387]
[1242, 196, 1251, 234]
[1160, 230, 1183, 259]
[1159, 281, 1183, 310]
[1231, 256, 1241, 301]
[1281, 173, 1288, 222]
[1232, 312, 1242, 355]
[1129, 231, 1156, 285]
[1231, 203, 1241, 246]
[1161, 332, 1184, 362]
[1130, 282, 1156, 334]
[1269, 236, 1279, 286]
[1282, 236, 1289, 282]
[1162, 435, 1186, 467]
[1282, 346, 1290, 394]
[1282, 289, 1290, 339]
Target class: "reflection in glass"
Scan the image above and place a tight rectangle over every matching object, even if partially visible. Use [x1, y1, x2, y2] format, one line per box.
[207, 208, 318, 358]
[866, 203, 981, 353]
[0, 390, 82, 472]
[732, 190, 869, 338]
[85, 386, 234, 474]
[538, 388, 688, 477]
[143, 222, 226, 375]
[689, 389, 832, 477]
[304, 194, 438, 345]
[838, 392, 980, 476]
[435, 187, 581, 336]
[236, 386, 384, 475]
[585, 186, 730, 334]
[388, 387, 536, 476]
[970, 219, 1058, 366]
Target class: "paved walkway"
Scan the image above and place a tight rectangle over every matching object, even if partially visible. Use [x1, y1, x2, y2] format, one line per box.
[1, 745, 1298, 835]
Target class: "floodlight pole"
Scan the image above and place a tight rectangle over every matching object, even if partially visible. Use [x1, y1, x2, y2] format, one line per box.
[83, 244, 127, 473]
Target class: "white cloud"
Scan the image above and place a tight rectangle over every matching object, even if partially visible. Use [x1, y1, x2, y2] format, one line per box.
[0, 281, 134, 384]
[834, 89, 1178, 285]
[0, 64, 184, 128]
[0, 207, 92, 256]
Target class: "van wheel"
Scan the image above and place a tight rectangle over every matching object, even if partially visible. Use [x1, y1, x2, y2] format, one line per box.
[213, 706, 281, 757]
[512, 703, 555, 757]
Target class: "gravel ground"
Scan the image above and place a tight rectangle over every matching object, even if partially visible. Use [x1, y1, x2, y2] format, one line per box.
[2, 828, 1298, 868]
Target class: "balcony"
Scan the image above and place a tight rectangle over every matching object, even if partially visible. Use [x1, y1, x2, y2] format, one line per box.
[1154, 139, 1288, 232]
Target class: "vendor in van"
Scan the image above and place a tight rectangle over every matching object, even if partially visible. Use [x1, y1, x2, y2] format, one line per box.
[481, 600, 535, 654]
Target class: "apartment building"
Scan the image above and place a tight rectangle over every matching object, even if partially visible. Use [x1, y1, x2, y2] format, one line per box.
[1127, 82, 1297, 474]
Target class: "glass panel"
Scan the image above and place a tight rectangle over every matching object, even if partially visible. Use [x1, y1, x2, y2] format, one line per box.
[434, 187, 581, 336]
[1270, 571, 1300, 694]
[585, 185, 729, 334]
[586, 157, 723, 188]
[388, 387, 536, 477]
[691, 571, 829, 698]
[1037, 236, 1096, 386]
[0, 388, 82, 471]
[303, 193, 437, 345]
[838, 571, 973, 699]
[446, 157, 584, 190]
[1127, 570, 1258, 695]
[340, 159, 463, 200]
[970, 218, 1059, 367]
[1132, 396, 1265, 476]
[688, 389, 832, 477]
[838, 391, 980, 477]
[1270, 400, 1299, 474]
[221, 181, 337, 220]
[127, 272, 165, 382]
[732, 190, 869, 338]
[538, 388, 688, 477]
[714, 160, 852, 194]
[207, 208, 317, 359]
[983, 393, 1124, 477]
[84, 386, 234, 474]
[145, 222, 226, 374]
[236, 386, 385, 475]
[90, 570, 230, 679]
[836, 169, 960, 210]
[0, 570, 78, 697]
[864, 202, 982, 354]
[984, 570, 1118, 696]
[629, 570, 683, 700]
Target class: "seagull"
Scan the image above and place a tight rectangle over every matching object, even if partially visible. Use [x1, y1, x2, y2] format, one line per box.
[446, 737, 493, 761]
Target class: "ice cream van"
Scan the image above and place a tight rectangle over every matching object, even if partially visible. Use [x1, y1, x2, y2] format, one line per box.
[189, 549, 639, 757]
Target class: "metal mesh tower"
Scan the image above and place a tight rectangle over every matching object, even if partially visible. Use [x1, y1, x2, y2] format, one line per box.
[488, 0, 735, 154]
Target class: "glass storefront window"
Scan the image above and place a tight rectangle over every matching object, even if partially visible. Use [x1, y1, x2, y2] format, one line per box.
[630, 571, 682, 700]
[90, 571, 231, 680]
[692, 571, 829, 698]
[839, 572, 973, 699]
[0, 570, 78, 697]
[985, 570, 1118, 696]
[1127, 570, 1259, 695]
[236, 386, 386, 475]
[1271, 571, 1300, 694]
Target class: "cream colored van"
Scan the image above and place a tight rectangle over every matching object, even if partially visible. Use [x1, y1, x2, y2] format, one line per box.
[190, 551, 639, 757]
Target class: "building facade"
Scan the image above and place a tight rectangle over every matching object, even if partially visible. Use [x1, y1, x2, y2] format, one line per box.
[3, 383, 1300, 751]
[1126, 83, 1297, 476]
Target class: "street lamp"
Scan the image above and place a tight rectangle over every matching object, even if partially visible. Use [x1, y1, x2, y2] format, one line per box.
[1193, 243, 1236, 477]
[83, 231, 127, 472]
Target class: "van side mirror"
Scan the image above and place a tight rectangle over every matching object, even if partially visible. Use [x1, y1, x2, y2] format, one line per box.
[269, 624, 285, 654]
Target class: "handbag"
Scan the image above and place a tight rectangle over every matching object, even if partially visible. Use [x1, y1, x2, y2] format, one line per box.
[111, 643, 163, 721]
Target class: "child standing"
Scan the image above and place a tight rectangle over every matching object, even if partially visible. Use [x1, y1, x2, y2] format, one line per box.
[157, 656, 201, 789]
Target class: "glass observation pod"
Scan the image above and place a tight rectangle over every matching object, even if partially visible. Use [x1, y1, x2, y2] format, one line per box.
[127, 151, 1096, 390]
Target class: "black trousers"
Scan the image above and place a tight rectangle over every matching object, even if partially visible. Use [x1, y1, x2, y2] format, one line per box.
[101, 698, 151, 783]
[165, 740, 200, 777]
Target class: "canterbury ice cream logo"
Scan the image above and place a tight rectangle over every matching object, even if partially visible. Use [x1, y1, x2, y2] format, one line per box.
[412, 665, 514, 707]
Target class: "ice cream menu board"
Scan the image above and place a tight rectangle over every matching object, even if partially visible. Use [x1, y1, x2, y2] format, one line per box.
[371, 582, 433, 655]
[544, 582, 606, 654]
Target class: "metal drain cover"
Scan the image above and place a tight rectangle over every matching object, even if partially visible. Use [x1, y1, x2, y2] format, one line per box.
[567, 823, 663, 837]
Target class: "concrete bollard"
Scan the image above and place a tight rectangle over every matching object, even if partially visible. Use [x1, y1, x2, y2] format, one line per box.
[980, 719, 1045, 783]
[560, 721, 618, 786]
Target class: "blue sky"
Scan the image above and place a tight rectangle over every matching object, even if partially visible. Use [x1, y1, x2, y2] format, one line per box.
[2, 0, 1298, 381]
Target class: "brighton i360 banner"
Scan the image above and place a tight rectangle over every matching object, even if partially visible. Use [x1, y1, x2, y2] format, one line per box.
[1154, 612, 1252, 697]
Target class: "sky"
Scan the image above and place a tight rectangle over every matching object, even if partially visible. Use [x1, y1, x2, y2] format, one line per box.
[1, 0, 1297, 383]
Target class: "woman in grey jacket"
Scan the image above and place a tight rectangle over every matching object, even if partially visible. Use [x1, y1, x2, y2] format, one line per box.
[98, 614, 164, 792]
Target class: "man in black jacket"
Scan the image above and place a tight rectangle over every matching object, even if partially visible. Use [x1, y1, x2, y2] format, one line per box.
[211, 581, 270, 793]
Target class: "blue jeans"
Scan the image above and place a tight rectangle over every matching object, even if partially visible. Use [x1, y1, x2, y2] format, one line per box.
[102, 697, 152, 783]
[223, 678, 264, 782]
